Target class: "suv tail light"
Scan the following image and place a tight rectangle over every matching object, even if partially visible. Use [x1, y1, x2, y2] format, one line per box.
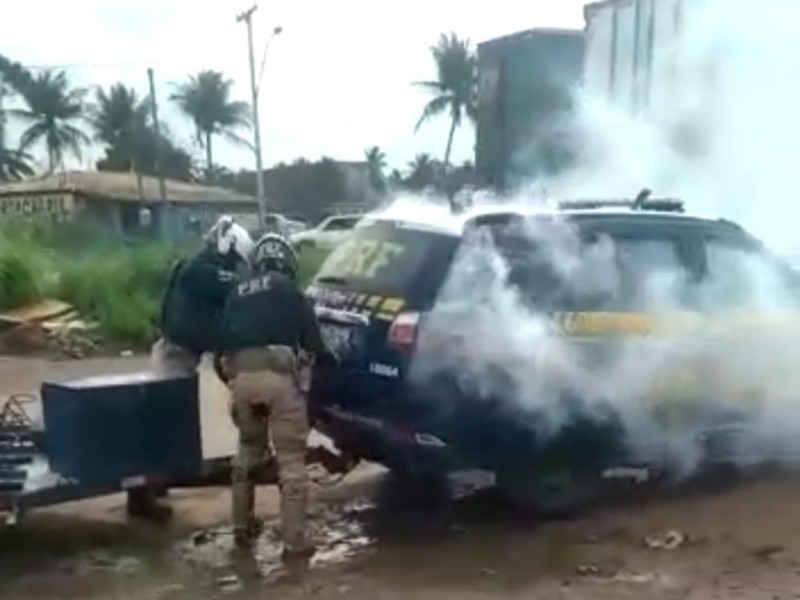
[387, 312, 420, 347]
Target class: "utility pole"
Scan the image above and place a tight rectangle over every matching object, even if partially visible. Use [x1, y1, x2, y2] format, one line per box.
[147, 67, 169, 236]
[237, 4, 267, 229]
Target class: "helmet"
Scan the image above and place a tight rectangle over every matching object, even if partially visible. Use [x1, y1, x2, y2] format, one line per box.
[204, 215, 254, 263]
[251, 233, 299, 279]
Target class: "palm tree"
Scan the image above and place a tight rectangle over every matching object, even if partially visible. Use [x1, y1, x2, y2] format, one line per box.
[90, 84, 150, 148]
[0, 148, 34, 181]
[13, 70, 89, 173]
[90, 84, 152, 172]
[0, 89, 34, 181]
[364, 145, 387, 191]
[388, 168, 404, 187]
[170, 70, 252, 178]
[0, 55, 35, 180]
[414, 32, 478, 172]
[406, 153, 438, 190]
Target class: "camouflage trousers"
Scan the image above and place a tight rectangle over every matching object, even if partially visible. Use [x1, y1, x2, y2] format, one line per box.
[150, 338, 202, 376]
[228, 347, 310, 555]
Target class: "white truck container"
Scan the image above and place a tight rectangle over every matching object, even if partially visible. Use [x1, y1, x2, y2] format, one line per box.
[583, 0, 688, 116]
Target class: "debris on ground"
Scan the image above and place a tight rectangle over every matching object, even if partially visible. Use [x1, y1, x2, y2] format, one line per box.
[215, 574, 243, 594]
[576, 564, 602, 576]
[751, 544, 786, 561]
[0, 299, 98, 358]
[74, 552, 143, 576]
[644, 529, 686, 551]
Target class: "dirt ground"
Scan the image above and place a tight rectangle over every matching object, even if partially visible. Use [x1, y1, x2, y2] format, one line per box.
[3, 355, 800, 599]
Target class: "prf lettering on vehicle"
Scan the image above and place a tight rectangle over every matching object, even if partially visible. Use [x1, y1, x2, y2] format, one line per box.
[326, 239, 406, 279]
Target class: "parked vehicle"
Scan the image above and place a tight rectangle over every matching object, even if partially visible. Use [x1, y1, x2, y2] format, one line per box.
[306, 194, 800, 515]
[263, 213, 307, 237]
[290, 214, 363, 251]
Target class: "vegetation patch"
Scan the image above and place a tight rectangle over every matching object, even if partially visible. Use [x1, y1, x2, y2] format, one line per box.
[0, 220, 329, 352]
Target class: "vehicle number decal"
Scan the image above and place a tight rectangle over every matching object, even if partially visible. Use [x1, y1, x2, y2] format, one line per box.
[369, 362, 399, 378]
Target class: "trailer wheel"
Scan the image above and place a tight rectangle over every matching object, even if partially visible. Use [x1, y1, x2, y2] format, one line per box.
[126, 487, 174, 522]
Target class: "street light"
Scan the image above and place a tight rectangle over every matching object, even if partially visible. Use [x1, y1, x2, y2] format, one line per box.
[257, 26, 283, 96]
[236, 6, 283, 229]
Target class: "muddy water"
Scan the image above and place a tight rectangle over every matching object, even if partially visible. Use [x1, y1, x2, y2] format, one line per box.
[6, 467, 800, 599]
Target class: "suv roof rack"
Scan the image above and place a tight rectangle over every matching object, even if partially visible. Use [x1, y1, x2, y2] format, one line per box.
[558, 189, 685, 213]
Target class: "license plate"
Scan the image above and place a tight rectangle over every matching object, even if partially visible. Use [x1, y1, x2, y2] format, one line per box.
[320, 323, 354, 356]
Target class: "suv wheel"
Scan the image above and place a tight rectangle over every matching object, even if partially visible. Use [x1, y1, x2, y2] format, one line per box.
[497, 468, 602, 519]
[381, 466, 450, 510]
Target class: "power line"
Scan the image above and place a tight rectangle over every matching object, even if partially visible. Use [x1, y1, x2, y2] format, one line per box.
[22, 59, 232, 71]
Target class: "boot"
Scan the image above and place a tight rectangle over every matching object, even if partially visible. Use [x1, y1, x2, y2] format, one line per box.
[232, 479, 256, 547]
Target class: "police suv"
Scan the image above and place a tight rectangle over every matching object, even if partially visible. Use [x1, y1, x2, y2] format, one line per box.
[305, 193, 800, 514]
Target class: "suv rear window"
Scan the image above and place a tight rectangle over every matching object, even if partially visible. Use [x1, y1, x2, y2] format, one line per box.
[314, 220, 459, 305]
[698, 239, 800, 310]
[443, 216, 691, 312]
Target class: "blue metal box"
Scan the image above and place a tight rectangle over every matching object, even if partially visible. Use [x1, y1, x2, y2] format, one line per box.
[41, 372, 202, 486]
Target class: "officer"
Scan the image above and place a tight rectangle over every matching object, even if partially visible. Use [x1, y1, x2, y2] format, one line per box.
[152, 215, 254, 376]
[131, 216, 252, 521]
[216, 233, 334, 564]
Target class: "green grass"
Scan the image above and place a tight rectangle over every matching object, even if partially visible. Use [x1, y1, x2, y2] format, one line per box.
[0, 219, 183, 347]
[56, 243, 182, 347]
[0, 219, 330, 349]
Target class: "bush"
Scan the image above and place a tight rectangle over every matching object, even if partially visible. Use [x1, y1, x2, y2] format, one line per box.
[0, 250, 42, 310]
[56, 243, 182, 347]
[0, 218, 331, 350]
[0, 226, 54, 310]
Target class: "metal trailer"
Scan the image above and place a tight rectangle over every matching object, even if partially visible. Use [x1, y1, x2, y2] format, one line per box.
[475, 28, 586, 191]
[0, 376, 351, 526]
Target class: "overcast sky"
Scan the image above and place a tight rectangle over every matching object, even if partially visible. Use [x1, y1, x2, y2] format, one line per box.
[4, 0, 590, 173]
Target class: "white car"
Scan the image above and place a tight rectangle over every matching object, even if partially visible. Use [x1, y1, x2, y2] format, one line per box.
[289, 214, 363, 251]
[262, 213, 307, 237]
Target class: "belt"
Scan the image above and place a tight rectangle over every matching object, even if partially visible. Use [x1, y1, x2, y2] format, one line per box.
[229, 345, 296, 374]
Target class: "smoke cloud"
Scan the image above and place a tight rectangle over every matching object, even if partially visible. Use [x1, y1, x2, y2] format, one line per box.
[368, 0, 800, 479]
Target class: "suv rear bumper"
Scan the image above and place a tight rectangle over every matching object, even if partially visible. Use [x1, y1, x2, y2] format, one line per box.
[311, 402, 459, 474]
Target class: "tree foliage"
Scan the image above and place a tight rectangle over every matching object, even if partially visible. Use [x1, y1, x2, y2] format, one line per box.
[170, 70, 252, 178]
[364, 145, 387, 193]
[12, 70, 90, 172]
[91, 83, 194, 181]
[414, 32, 478, 172]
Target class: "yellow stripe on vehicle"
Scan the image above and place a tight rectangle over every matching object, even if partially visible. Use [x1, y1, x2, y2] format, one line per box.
[551, 311, 800, 337]
[552, 311, 660, 336]
[380, 297, 406, 314]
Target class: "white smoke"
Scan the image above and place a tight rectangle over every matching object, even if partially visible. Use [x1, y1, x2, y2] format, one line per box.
[545, 0, 800, 254]
[409, 212, 800, 477]
[356, 0, 800, 479]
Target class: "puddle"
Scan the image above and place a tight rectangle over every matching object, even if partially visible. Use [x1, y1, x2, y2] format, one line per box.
[175, 499, 377, 589]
